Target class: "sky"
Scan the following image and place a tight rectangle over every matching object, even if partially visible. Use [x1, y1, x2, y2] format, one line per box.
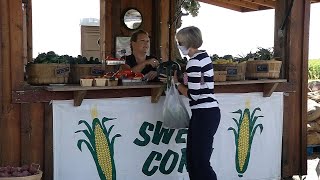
[32, 1, 320, 59]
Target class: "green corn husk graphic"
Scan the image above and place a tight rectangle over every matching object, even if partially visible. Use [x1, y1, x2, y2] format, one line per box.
[75, 117, 121, 180]
[228, 107, 264, 177]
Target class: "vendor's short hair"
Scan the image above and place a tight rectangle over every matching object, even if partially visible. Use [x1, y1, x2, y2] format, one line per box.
[130, 29, 149, 42]
[176, 26, 202, 49]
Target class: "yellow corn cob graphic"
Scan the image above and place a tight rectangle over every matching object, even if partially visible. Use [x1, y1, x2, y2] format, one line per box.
[95, 123, 113, 179]
[76, 116, 121, 180]
[228, 105, 264, 177]
[237, 110, 250, 172]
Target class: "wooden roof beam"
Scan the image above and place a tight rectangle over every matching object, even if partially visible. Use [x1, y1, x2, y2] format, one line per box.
[198, 0, 250, 12]
[223, 0, 261, 10]
[242, 0, 275, 8]
[198, 0, 245, 12]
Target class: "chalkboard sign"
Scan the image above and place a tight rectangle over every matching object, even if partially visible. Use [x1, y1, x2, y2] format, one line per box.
[226, 67, 238, 76]
[256, 64, 269, 72]
[55, 66, 70, 76]
[91, 68, 105, 75]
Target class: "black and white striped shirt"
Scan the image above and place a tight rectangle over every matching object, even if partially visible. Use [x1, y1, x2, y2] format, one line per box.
[186, 51, 219, 109]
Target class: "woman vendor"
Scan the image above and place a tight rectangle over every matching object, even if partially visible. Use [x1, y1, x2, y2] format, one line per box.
[121, 30, 159, 81]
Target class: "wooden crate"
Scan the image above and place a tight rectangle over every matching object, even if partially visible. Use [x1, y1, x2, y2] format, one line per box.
[26, 64, 70, 85]
[246, 60, 282, 79]
[70, 64, 104, 84]
[214, 71, 227, 82]
[213, 62, 246, 81]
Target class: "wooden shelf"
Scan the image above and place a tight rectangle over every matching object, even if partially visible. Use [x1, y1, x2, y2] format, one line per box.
[42, 79, 286, 106]
[215, 79, 287, 85]
[12, 79, 288, 105]
[216, 79, 286, 97]
[45, 83, 164, 106]
[45, 83, 163, 91]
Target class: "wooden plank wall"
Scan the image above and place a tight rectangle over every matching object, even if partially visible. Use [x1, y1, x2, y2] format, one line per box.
[101, 0, 154, 59]
[275, 0, 310, 177]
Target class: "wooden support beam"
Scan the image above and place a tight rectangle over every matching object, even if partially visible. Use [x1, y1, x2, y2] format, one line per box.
[242, 0, 275, 8]
[44, 104, 53, 180]
[223, 0, 261, 10]
[199, 0, 245, 12]
[151, 86, 165, 103]
[263, 83, 279, 97]
[74, 90, 87, 106]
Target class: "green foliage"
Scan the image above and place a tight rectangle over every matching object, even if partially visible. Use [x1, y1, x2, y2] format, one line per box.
[308, 59, 320, 80]
[182, 0, 200, 17]
[32, 51, 69, 64]
[29, 51, 101, 65]
[210, 54, 220, 61]
[255, 47, 274, 60]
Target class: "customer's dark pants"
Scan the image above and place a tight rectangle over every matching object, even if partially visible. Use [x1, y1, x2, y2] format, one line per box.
[187, 107, 221, 180]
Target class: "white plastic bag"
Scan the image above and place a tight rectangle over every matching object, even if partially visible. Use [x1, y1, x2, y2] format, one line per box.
[163, 80, 190, 129]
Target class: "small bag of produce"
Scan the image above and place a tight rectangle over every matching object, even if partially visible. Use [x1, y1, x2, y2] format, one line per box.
[162, 79, 190, 129]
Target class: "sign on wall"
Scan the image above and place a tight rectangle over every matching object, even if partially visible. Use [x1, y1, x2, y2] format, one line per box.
[53, 92, 283, 180]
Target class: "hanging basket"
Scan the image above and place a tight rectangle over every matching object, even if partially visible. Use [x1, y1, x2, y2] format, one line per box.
[246, 60, 282, 79]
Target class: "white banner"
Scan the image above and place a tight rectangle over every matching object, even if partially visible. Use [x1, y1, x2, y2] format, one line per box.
[53, 92, 283, 180]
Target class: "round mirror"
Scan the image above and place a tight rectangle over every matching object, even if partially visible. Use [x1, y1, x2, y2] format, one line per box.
[123, 9, 142, 30]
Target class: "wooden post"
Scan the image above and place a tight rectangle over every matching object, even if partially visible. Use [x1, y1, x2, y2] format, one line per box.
[27, 0, 33, 62]
[275, 0, 310, 177]
[0, 0, 24, 166]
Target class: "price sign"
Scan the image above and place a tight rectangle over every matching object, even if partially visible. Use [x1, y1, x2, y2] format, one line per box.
[55, 66, 70, 76]
[226, 67, 238, 76]
[91, 68, 105, 76]
[256, 64, 269, 72]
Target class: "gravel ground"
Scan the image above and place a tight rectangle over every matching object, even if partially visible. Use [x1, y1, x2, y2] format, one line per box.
[291, 154, 320, 180]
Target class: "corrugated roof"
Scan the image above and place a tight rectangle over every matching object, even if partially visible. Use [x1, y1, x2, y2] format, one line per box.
[197, 0, 320, 12]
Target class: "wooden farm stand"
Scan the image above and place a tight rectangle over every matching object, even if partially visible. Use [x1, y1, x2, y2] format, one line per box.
[0, 0, 318, 179]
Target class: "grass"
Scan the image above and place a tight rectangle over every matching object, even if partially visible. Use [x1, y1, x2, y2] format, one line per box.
[308, 59, 320, 80]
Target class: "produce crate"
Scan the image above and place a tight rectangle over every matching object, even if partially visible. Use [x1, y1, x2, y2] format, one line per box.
[70, 64, 104, 84]
[214, 71, 227, 82]
[0, 171, 42, 180]
[26, 63, 70, 85]
[213, 62, 246, 81]
[246, 60, 282, 79]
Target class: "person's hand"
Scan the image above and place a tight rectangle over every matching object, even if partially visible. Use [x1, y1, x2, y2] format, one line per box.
[146, 58, 159, 68]
[145, 71, 158, 81]
[173, 70, 179, 83]
[159, 71, 179, 84]
[159, 73, 167, 83]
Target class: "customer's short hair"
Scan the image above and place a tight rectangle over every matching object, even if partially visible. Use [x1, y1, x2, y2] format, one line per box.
[176, 26, 203, 49]
[130, 29, 149, 42]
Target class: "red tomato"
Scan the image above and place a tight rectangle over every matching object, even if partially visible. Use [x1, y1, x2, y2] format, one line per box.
[134, 72, 144, 78]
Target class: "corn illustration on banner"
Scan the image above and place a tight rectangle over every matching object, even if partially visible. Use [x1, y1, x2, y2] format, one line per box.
[52, 92, 283, 180]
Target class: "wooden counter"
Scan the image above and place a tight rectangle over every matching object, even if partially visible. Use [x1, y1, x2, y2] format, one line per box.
[12, 79, 290, 106]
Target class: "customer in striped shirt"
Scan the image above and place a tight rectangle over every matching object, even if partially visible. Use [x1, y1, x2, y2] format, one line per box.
[174, 26, 221, 180]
